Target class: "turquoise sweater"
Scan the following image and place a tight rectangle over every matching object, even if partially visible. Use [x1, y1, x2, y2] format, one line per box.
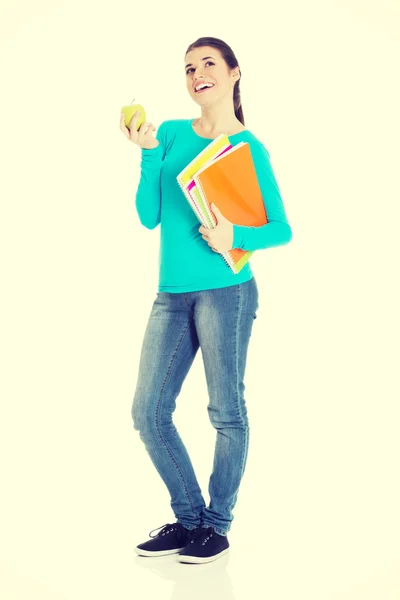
[136, 118, 292, 293]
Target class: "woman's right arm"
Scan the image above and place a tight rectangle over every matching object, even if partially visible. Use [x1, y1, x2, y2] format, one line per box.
[135, 122, 167, 229]
[120, 112, 168, 229]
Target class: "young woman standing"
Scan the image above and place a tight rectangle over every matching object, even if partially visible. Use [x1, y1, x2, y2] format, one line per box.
[120, 36, 292, 564]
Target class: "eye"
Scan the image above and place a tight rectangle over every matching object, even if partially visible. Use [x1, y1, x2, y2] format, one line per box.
[186, 61, 214, 75]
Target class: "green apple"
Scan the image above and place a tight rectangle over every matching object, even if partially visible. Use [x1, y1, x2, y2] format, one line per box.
[121, 104, 146, 131]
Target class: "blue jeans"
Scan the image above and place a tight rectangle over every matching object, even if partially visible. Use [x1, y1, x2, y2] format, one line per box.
[131, 276, 259, 536]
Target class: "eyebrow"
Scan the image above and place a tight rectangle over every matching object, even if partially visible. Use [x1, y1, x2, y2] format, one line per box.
[185, 56, 215, 69]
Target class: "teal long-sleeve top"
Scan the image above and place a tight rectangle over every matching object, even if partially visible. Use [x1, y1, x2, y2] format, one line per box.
[135, 118, 292, 293]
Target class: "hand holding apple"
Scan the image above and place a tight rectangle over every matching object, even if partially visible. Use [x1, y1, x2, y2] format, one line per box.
[121, 103, 146, 131]
[120, 105, 159, 150]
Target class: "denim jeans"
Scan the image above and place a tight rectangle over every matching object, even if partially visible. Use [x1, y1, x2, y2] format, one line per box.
[131, 276, 259, 536]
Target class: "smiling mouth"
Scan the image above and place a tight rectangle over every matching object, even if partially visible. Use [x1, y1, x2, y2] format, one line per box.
[194, 84, 215, 93]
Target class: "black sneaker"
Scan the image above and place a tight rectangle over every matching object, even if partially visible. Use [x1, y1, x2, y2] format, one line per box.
[134, 522, 196, 557]
[178, 526, 230, 564]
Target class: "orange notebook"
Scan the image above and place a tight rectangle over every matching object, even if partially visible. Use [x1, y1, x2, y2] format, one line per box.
[193, 141, 268, 271]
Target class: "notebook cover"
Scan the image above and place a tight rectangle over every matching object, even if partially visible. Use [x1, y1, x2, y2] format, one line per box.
[193, 141, 268, 270]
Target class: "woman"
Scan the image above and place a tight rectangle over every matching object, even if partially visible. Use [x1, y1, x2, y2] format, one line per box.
[120, 36, 292, 564]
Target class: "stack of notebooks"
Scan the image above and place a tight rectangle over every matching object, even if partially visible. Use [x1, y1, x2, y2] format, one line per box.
[176, 133, 268, 274]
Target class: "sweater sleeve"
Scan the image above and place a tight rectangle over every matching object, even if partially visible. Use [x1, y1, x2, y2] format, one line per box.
[232, 141, 292, 251]
[135, 121, 168, 229]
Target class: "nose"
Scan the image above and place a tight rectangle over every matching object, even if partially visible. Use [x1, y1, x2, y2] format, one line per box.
[193, 70, 206, 80]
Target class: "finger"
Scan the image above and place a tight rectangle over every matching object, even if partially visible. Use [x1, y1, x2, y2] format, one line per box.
[128, 111, 142, 131]
[141, 122, 155, 135]
[138, 121, 150, 134]
[120, 117, 131, 138]
[120, 113, 136, 136]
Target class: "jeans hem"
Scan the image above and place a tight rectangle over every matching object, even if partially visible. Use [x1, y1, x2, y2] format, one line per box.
[202, 523, 228, 536]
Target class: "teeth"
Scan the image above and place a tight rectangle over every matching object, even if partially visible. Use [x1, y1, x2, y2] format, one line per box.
[195, 83, 213, 92]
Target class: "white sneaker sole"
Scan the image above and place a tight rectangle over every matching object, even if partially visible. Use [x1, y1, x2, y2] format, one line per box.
[134, 546, 186, 557]
[177, 547, 230, 564]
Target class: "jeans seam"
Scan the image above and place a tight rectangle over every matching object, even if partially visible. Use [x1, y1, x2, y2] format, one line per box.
[154, 318, 198, 518]
[235, 284, 248, 482]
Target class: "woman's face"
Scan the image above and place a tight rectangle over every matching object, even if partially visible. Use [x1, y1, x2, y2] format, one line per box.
[185, 46, 239, 106]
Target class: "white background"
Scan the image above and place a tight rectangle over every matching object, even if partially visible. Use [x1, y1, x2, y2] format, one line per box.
[1, 0, 399, 598]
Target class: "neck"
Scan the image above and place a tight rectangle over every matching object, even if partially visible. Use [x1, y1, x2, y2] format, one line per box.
[197, 103, 241, 134]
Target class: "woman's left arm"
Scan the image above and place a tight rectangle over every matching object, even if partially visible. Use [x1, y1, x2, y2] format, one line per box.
[232, 142, 293, 251]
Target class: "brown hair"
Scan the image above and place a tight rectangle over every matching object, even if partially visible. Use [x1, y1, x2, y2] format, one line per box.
[185, 36, 244, 126]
